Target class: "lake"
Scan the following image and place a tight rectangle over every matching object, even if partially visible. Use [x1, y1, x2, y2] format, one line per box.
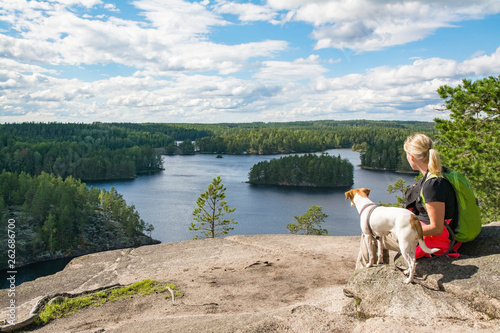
[2, 149, 418, 288]
[89, 149, 417, 242]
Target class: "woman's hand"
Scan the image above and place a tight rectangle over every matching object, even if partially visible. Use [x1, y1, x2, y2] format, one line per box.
[422, 201, 445, 236]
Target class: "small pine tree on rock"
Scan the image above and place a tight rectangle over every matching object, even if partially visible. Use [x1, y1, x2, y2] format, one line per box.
[190, 176, 237, 239]
[287, 205, 328, 235]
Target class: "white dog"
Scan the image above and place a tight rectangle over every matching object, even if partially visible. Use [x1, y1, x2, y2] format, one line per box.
[345, 188, 439, 283]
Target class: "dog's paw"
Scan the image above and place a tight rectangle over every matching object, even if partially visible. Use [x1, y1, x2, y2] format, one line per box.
[403, 268, 410, 276]
[404, 277, 413, 284]
[365, 263, 373, 268]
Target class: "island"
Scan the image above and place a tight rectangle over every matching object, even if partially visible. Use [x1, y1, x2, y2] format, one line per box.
[248, 153, 354, 187]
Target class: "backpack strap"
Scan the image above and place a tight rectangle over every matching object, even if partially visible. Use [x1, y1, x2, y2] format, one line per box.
[443, 222, 456, 256]
[419, 170, 458, 251]
[419, 170, 436, 210]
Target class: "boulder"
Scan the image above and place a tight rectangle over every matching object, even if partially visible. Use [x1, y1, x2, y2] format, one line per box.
[1, 223, 499, 332]
[460, 221, 500, 256]
[343, 222, 500, 331]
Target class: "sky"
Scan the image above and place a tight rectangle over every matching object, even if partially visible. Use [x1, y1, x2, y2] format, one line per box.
[1, 0, 500, 124]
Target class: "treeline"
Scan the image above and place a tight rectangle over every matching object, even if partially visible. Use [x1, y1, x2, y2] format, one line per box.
[0, 122, 210, 145]
[0, 140, 163, 181]
[194, 121, 435, 159]
[192, 121, 434, 173]
[0, 121, 434, 182]
[359, 134, 416, 172]
[248, 154, 354, 187]
[0, 123, 175, 180]
[0, 171, 154, 268]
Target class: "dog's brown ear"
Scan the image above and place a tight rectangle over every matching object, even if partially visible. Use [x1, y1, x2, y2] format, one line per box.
[361, 188, 371, 197]
[344, 191, 352, 200]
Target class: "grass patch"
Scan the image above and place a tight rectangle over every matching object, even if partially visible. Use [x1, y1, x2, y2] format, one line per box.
[35, 279, 181, 326]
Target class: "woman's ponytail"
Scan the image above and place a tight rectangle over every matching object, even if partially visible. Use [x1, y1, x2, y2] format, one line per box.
[427, 148, 442, 176]
[404, 133, 442, 176]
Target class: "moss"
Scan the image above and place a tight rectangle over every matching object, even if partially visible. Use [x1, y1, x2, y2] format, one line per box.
[34, 279, 180, 326]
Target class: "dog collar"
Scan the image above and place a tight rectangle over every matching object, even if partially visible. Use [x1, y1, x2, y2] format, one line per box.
[360, 203, 381, 240]
[359, 203, 378, 216]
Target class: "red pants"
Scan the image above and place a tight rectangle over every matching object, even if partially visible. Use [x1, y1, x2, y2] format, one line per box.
[415, 220, 461, 259]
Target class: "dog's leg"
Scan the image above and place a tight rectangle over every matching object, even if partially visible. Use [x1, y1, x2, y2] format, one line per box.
[403, 255, 415, 284]
[376, 236, 384, 265]
[399, 245, 416, 284]
[363, 234, 375, 268]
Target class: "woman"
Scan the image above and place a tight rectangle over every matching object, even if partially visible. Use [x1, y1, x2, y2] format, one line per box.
[355, 133, 458, 270]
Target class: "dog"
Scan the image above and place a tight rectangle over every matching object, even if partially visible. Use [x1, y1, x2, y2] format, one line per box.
[345, 188, 439, 283]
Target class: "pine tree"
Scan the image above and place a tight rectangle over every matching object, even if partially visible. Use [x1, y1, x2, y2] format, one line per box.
[436, 76, 500, 222]
[190, 176, 237, 239]
[287, 205, 328, 235]
[179, 139, 195, 155]
[385, 178, 411, 208]
[43, 212, 58, 252]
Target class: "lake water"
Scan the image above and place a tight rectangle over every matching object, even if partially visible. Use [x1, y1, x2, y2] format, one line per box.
[2, 149, 418, 288]
[89, 149, 417, 242]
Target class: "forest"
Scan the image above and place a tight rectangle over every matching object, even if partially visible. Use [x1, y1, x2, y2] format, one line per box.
[0, 123, 171, 181]
[0, 120, 432, 267]
[0, 171, 154, 269]
[248, 153, 354, 187]
[0, 120, 435, 182]
[194, 121, 434, 172]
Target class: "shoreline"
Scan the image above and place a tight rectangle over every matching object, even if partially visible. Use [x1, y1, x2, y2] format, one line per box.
[359, 165, 419, 174]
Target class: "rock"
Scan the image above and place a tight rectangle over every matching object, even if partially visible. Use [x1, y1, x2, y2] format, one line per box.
[1, 223, 499, 332]
[343, 222, 500, 332]
[460, 222, 500, 256]
[0, 235, 360, 332]
[0, 210, 159, 269]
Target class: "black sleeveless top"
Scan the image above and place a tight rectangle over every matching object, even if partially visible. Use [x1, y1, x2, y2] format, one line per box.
[405, 169, 458, 226]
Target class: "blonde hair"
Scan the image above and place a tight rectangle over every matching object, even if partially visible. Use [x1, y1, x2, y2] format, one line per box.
[404, 133, 442, 176]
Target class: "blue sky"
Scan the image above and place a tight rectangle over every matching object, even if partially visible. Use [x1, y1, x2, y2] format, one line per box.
[1, 0, 500, 124]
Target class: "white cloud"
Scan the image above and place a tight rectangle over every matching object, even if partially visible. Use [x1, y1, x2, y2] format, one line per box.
[461, 48, 500, 75]
[257, 47, 500, 122]
[3, 47, 499, 123]
[213, 1, 277, 22]
[104, 3, 119, 12]
[3, 0, 495, 74]
[57, 0, 103, 8]
[267, 0, 500, 52]
[132, 0, 225, 39]
[0, 0, 288, 74]
[1, 1, 499, 124]
[254, 54, 329, 82]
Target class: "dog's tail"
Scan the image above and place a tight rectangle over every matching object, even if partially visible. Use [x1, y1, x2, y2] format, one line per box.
[410, 214, 440, 254]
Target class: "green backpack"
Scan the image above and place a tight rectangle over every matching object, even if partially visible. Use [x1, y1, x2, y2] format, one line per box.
[420, 168, 482, 243]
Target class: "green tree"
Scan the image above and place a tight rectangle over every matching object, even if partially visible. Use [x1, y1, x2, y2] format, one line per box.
[248, 154, 353, 187]
[178, 139, 195, 155]
[287, 205, 328, 235]
[384, 178, 411, 207]
[165, 142, 176, 155]
[190, 176, 237, 239]
[436, 76, 500, 223]
[42, 212, 58, 252]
